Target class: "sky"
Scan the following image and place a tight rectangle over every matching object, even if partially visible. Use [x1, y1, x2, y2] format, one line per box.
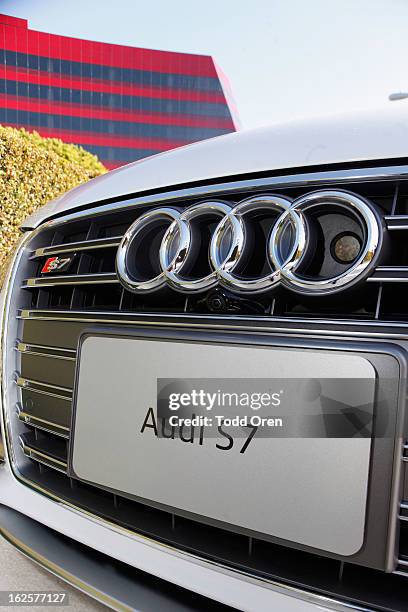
[1, 0, 408, 130]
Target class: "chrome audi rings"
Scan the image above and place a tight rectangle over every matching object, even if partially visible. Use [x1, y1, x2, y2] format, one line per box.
[116, 189, 381, 296]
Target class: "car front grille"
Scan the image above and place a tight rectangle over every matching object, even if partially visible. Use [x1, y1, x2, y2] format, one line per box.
[4, 165, 408, 611]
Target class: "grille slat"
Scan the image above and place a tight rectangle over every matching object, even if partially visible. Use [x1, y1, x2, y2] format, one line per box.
[20, 433, 68, 473]
[17, 342, 76, 361]
[17, 308, 408, 339]
[22, 273, 119, 289]
[16, 376, 72, 401]
[368, 267, 408, 282]
[384, 216, 408, 230]
[394, 557, 408, 577]
[31, 236, 123, 258]
[17, 409, 70, 438]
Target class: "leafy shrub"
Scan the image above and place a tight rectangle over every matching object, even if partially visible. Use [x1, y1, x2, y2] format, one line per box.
[0, 125, 106, 281]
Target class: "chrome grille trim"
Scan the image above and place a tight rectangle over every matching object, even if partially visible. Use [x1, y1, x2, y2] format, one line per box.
[19, 437, 67, 473]
[15, 308, 408, 340]
[22, 273, 119, 289]
[394, 558, 408, 577]
[16, 342, 76, 361]
[17, 410, 70, 438]
[384, 216, 408, 230]
[367, 267, 408, 282]
[15, 307, 408, 327]
[16, 376, 72, 401]
[31, 236, 122, 258]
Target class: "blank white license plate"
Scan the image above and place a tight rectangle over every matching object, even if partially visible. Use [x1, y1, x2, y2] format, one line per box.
[70, 333, 375, 556]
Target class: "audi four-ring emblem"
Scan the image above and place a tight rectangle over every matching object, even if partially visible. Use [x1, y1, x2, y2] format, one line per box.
[116, 190, 382, 296]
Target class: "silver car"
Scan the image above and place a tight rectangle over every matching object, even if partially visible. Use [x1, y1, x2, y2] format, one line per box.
[1, 109, 408, 610]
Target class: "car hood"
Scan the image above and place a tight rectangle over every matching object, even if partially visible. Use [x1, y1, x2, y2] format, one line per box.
[24, 105, 408, 228]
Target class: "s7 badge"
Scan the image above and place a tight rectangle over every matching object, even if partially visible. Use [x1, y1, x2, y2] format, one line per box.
[41, 255, 76, 274]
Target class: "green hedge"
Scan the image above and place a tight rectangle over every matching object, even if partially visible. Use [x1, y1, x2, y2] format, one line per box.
[0, 125, 106, 280]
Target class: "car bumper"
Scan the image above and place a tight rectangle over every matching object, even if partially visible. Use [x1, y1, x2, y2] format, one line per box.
[0, 460, 362, 612]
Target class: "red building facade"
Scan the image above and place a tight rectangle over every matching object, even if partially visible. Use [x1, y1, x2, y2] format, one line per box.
[0, 14, 237, 168]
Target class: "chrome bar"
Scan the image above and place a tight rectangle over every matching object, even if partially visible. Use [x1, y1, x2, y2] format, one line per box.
[21, 273, 118, 289]
[384, 216, 408, 230]
[14, 308, 396, 326]
[367, 267, 408, 282]
[16, 377, 72, 402]
[19, 438, 67, 473]
[17, 342, 76, 362]
[16, 308, 408, 341]
[31, 236, 122, 258]
[18, 410, 70, 439]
